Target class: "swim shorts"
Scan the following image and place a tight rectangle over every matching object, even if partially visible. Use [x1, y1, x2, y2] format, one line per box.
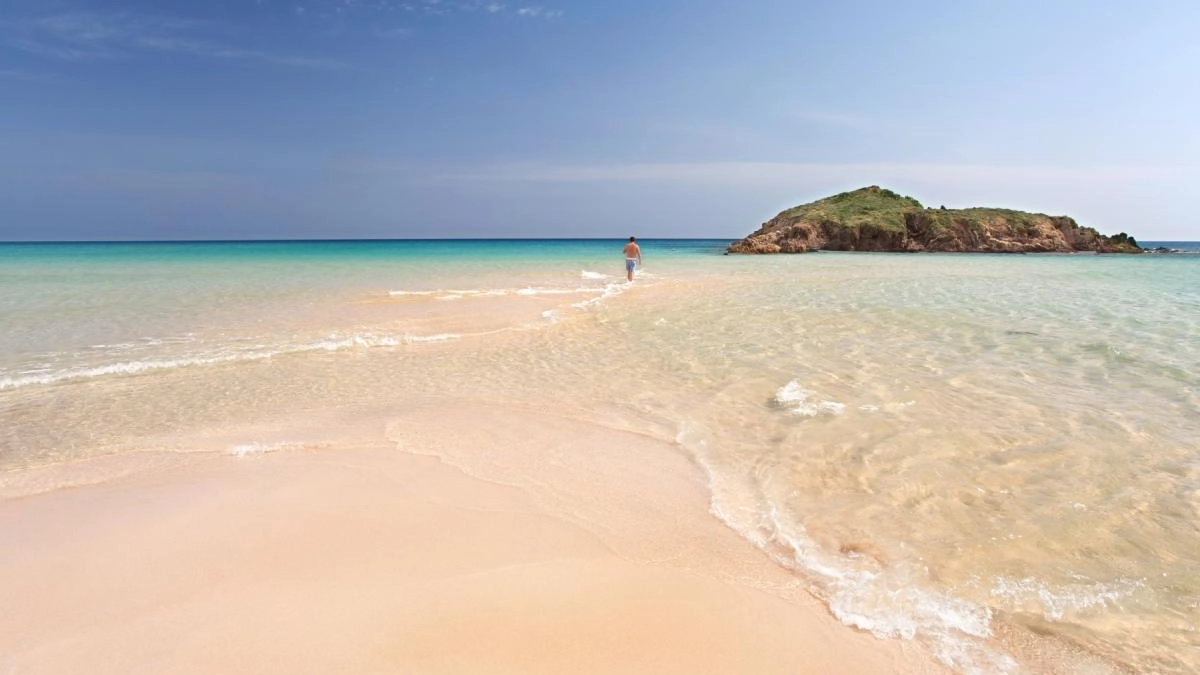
[626, 258, 638, 273]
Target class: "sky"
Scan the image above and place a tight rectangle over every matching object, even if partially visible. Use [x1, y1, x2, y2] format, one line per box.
[1, 0, 1198, 241]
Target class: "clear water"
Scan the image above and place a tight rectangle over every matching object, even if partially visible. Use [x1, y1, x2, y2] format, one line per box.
[2, 240, 1198, 674]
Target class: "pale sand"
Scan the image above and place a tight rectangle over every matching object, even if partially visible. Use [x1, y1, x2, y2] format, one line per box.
[0, 404, 952, 674]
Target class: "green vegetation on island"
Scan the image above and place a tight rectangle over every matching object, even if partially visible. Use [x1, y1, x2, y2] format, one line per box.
[730, 186, 1142, 254]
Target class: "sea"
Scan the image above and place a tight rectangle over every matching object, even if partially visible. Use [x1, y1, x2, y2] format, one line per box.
[2, 239, 1198, 674]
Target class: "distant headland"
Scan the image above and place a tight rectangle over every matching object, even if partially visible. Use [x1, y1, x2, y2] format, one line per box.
[728, 186, 1142, 254]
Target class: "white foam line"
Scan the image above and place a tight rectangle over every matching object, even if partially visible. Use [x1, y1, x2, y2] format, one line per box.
[0, 332, 451, 391]
[571, 282, 630, 309]
[8, 276, 634, 392]
[389, 288, 516, 297]
[758, 500, 1014, 674]
[230, 441, 305, 457]
[773, 380, 846, 416]
[404, 333, 461, 343]
[390, 287, 606, 299]
[0, 353, 267, 391]
[989, 575, 1145, 622]
[517, 287, 605, 296]
[387, 281, 627, 314]
[678, 432, 1017, 675]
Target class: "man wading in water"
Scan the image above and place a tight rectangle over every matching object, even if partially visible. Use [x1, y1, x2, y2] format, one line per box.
[623, 236, 643, 282]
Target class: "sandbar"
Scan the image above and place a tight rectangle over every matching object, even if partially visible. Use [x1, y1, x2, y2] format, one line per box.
[0, 404, 951, 674]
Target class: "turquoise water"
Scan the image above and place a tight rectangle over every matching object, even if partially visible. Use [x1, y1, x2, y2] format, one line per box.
[2, 239, 1199, 674]
[0, 239, 724, 380]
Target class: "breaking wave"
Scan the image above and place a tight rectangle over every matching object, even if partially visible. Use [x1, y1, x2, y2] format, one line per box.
[0, 331, 455, 391]
[773, 380, 846, 416]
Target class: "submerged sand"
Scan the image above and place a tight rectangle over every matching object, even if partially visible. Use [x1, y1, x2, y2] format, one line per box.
[0, 403, 952, 674]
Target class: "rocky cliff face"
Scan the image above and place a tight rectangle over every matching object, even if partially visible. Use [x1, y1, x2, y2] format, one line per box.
[728, 186, 1142, 254]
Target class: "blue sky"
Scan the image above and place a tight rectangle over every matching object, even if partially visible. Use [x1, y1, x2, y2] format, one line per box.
[2, 0, 1198, 240]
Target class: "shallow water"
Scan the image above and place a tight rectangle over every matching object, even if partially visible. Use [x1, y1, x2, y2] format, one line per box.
[2, 240, 1198, 674]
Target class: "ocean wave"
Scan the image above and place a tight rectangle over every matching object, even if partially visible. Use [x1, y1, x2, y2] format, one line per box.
[773, 381, 846, 416]
[5, 276, 638, 392]
[682, 426, 1018, 675]
[389, 286, 606, 300]
[0, 331, 453, 391]
[389, 288, 512, 299]
[387, 278, 636, 313]
[404, 333, 461, 343]
[229, 441, 305, 457]
[571, 282, 630, 309]
[723, 495, 1018, 675]
[518, 286, 604, 296]
[989, 575, 1145, 622]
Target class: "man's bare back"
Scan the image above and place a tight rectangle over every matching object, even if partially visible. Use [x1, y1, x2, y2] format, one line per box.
[623, 237, 642, 281]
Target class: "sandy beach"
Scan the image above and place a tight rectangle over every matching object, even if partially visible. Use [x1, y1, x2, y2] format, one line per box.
[0, 402, 952, 674]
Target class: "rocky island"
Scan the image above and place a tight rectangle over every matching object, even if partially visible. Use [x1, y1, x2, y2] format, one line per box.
[728, 186, 1142, 254]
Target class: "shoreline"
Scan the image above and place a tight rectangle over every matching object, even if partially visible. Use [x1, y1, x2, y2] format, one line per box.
[0, 403, 953, 675]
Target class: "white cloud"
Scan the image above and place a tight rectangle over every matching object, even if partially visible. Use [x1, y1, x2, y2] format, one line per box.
[139, 36, 343, 68]
[515, 6, 562, 18]
[287, 0, 559, 21]
[2, 11, 342, 69]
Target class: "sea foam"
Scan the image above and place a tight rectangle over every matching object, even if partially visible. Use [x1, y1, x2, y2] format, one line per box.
[0, 331, 452, 391]
[720, 485, 1016, 675]
[682, 423, 1017, 675]
[989, 575, 1145, 622]
[230, 441, 304, 457]
[572, 282, 629, 309]
[773, 381, 845, 416]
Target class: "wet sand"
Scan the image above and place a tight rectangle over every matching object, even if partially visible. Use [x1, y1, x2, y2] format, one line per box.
[0, 404, 951, 674]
